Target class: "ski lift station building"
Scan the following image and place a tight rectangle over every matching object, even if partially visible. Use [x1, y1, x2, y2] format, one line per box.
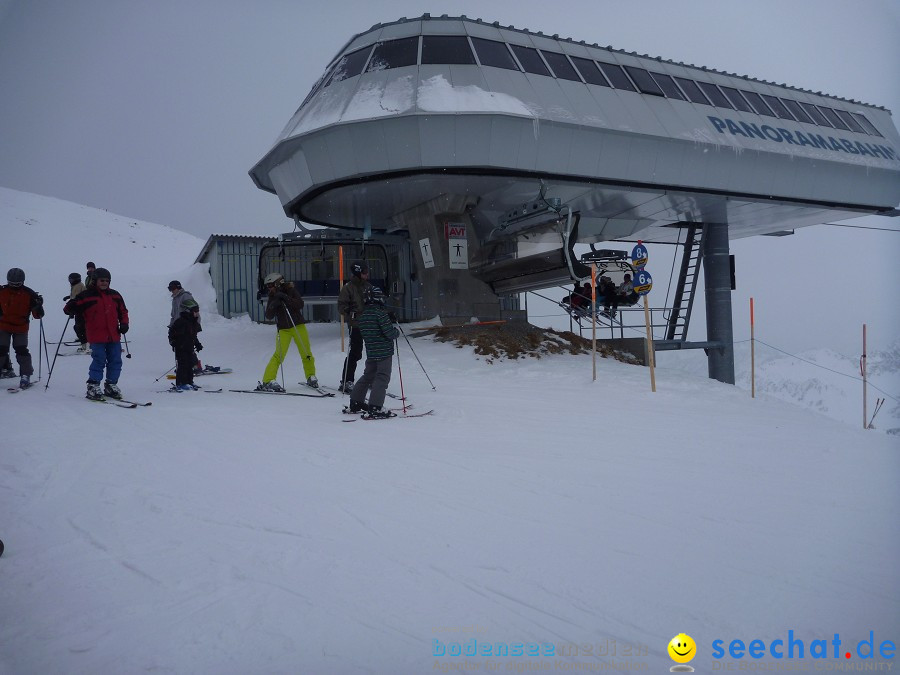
[245, 14, 900, 383]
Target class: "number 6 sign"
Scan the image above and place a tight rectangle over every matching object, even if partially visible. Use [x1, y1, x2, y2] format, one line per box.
[634, 269, 653, 296]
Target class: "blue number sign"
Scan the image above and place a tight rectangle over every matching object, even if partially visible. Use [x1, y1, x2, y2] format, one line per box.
[631, 243, 649, 269]
[633, 269, 653, 296]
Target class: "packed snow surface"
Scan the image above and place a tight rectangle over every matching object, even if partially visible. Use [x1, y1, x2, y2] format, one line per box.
[0, 187, 897, 673]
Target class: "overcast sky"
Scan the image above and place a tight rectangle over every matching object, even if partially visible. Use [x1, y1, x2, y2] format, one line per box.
[1, 0, 897, 236]
[1, 0, 898, 354]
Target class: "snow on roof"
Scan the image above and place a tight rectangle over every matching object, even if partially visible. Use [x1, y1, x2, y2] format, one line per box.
[343, 14, 886, 111]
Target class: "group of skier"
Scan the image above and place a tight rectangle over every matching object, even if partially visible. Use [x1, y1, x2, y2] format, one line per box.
[259, 262, 399, 418]
[2, 260, 401, 418]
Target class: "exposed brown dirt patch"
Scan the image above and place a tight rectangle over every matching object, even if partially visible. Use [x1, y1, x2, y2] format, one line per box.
[409, 321, 640, 365]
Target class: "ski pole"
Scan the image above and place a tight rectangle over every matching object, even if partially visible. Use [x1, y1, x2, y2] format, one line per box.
[276, 328, 285, 388]
[154, 364, 176, 382]
[397, 324, 436, 390]
[395, 337, 407, 415]
[38, 318, 44, 380]
[44, 315, 71, 390]
[122, 332, 131, 359]
[340, 324, 353, 397]
[40, 317, 52, 374]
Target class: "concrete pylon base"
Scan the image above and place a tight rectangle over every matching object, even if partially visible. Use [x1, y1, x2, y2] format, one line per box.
[393, 195, 509, 322]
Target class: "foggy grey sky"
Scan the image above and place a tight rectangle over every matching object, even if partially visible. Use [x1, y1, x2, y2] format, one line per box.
[1, 0, 897, 237]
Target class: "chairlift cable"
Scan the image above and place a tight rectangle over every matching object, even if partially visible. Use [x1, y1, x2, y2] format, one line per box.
[754, 339, 899, 402]
[822, 222, 900, 233]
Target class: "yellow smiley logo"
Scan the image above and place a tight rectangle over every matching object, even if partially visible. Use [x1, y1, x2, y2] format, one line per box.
[668, 633, 696, 664]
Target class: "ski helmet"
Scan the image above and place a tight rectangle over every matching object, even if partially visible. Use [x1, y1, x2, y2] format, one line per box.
[94, 268, 111, 281]
[364, 286, 385, 306]
[264, 272, 284, 286]
[6, 268, 25, 287]
[180, 299, 199, 313]
[167, 280, 182, 291]
[68, 272, 81, 285]
[351, 262, 369, 277]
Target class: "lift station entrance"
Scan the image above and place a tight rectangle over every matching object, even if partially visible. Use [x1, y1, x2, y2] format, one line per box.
[249, 15, 900, 383]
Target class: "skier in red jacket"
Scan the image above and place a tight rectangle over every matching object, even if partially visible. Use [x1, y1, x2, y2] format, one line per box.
[0, 267, 44, 389]
[64, 267, 129, 401]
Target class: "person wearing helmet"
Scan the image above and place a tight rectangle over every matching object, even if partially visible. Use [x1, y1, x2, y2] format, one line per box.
[168, 299, 203, 391]
[64, 268, 129, 401]
[167, 280, 204, 373]
[85, 262, 97, 290]
[256, 272, 318, 392]
[0, 268, 45, 389]
[347, 286, 399, 418]
[64, 272, 89, 353]
[337, 262, 371, 392]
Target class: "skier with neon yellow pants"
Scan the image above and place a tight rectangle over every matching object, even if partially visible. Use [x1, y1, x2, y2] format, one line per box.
[257, 272, 318, 392]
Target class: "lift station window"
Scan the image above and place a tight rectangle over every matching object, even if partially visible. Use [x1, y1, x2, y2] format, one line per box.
[421, 35, 476, 65]
[326, 46, 373, 86]
[649, 71, 686, 100]
[674, 77, 711, 105]
[780, 98, 815, 124]
[540, 50, 580, 81]
[740, 90, 775, 116]
[321, 31, 885, 143]
[799, 101, 832, 126]
[510, 44, 551, 76]
[818, 106, 850, 131]
[835, 109, 866, 134]
[719, 86, 754, 113]
[570, 56, 610, 86]
[597, 62, 637, 91]
[470, 37, 519, 71]
[624, 66, 665, 96]
[852, 112, 882, 137]
[697, 82, 733, 109]
[761, 94, 795, 120]
[366, 36, 419, 72]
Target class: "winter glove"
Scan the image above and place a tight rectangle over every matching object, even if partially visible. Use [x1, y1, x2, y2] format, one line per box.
[388, 311, 398, 323]
[194, 340, 203, 351]
[63, 295, 70, 301]
[118, 323, 129, 334]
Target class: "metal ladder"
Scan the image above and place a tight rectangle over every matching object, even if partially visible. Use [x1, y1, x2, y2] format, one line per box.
[665, 224, 704, 341]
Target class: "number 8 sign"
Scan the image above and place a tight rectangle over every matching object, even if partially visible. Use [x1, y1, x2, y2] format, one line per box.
[634, 269, 653, 296]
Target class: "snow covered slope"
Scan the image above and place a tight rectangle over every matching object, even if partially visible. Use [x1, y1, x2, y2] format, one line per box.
[1, 188, 897, 673]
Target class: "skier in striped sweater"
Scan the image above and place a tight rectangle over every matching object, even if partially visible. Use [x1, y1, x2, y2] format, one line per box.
[347, 287, 399, 418]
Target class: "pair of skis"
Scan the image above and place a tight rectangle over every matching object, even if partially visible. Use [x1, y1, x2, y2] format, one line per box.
[229, 383, 335, 398]
[341, 404, 433, 421]
[85, 396, 152, 409]
[7, 378, 40, 393]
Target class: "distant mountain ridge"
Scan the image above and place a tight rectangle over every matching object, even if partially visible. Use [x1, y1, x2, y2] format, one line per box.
[736, 342, 899, 434]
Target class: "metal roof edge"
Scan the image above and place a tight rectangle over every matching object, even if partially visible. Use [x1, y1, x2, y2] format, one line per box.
[342, 14, 888, 112]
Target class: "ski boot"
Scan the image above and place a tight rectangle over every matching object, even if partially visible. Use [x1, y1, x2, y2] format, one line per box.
[86, 380, 104, 401]
[256, 381, 285, 393]
[366, 406, 396, 419]
[103, 381, 123, 400]
[342, 400, 369, 414]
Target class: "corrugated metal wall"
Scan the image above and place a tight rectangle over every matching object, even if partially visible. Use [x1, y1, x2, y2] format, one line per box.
[202, 237, 273, 322]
